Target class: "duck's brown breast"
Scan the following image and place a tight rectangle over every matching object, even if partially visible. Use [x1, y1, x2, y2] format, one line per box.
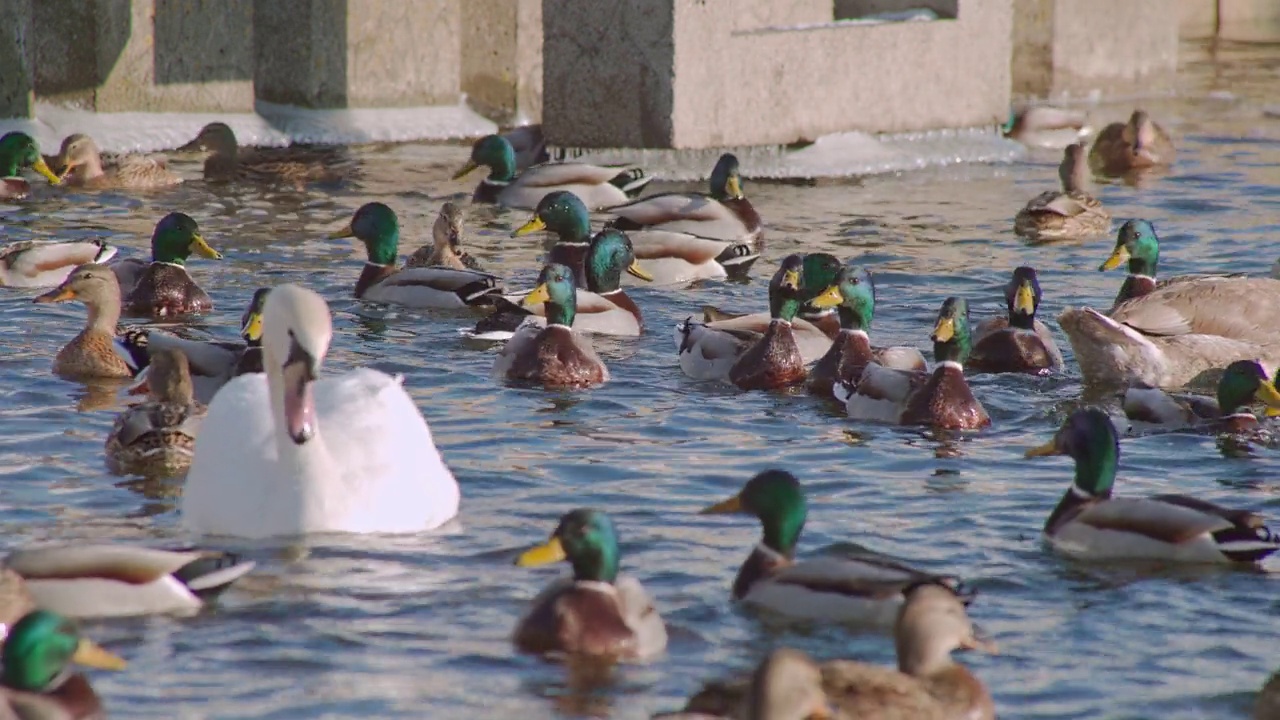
[126, 264, 213, 317]
[729, 321, 806, 391]
[901, 365, 990, 430]
[968, 329, 1056, 375]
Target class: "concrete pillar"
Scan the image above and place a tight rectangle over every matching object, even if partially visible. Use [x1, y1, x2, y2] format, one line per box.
[0, 0, 34, 119]
[461, 0, 542, 124]
[1012, 0, 1179, 99]
[32, 0, 254, 113]
[254, 0, 461, 109]
[543, 0, 1011, 149]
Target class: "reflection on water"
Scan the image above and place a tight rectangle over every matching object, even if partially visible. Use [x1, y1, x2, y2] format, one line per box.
[2, 39, 1280, 719]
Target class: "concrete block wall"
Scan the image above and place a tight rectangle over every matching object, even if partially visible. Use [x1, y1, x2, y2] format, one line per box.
[461, 0, 543, 124]
[0, 0, 33, 119]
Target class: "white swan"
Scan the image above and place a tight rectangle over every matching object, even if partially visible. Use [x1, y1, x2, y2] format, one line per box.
[181, 284, 460, 538]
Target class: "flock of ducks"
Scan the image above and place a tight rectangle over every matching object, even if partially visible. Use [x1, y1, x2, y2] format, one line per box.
[0, 105, 1277, 718]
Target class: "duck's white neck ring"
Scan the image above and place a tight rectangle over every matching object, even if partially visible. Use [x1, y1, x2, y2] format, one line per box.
[937, 360, 964, 371]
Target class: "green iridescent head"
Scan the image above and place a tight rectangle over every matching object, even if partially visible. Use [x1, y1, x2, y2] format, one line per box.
[1, 610, 127, 692]
[1026, 408, 1119, 497]
[809, 265, 875, 331]
[768, 254, 805, 322]
[151, 212, 221, 265]
[516, 508, 621, 584]
[585, 229, 653, 293]
[331, 202, 400, 266]
[930, 297, 972, 365]
[1100, 220, 1159, 277]
[700, 469, 808, 556]
[709, 153, 744, 200]
[0, 132, 61, 184]
[800, 253, 842, 303]
[522, 262, 578, 327]
[454, 134, 517, 183]
[1217, 360, 1280, 415]
[512, 191, 592, 244]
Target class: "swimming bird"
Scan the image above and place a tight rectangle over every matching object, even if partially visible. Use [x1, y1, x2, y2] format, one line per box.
[1122, 359, 1280, 434]
[182, 284, 461, 537]
[33, 264, 145, 380]
[652, 649, 832, 720]
[493, 263, 610, 388]
[699, 469, 969, 626]
[0, 131, 62, 200]
[968, 266, 1064, 375]
[105, 348, 205, 477]
[1089, 109, 1176, 176]
[108, 212, 222, 317]
[454, 134, 650, 210]
[51, 133, 182, 189]
[3, 545, 254, 618]
[1026, 408, 1280, 563]
[0, 238, 117, 288]
[0, 609, 127, 718]
[331, 202, 503, 309]
[1014, 142, 1111, 242]
[513, 508, 667, 661]
[607, 153, 763, 244]
[1002, 106, 1091, 148]
[175, 122, 350, 187]
[403, 202, 487, 272]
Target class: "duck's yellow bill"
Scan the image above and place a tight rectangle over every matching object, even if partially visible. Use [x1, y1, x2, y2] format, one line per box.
[1099, 246, 1129, 271]
[809, 285, 843, 309]
[725, 174, 743, 199]
[452, 160, 479, 181]
[627, 261, 654, 282]
[1025, 440, 1061, 458]
[516, 537, 566, 567]
[1268, 407, 1280, 418]
[1014, 282, 1036, 315]
[780, 269, 801, 292]
[512, 215, 546, 237]
[327, 222, 355, 240]
[698, 494, 743, 515]
[190, 233, 223, 260]
[33, 286, 76, 303]
[805, 702, 835, 720]
[72, 638, 127, 671]
[931, 316, 955, 343]
[242, 311, 264, 343]
[32, 157, 61, 185]
[1254, 380, 1280, 409]
[522, 283, 551, 307]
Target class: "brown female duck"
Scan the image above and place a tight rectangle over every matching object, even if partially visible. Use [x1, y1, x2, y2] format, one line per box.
[1014, 142, 1110, 242]
[176, 122, 349, 187]
[968, 266, 1064, 375]
[33, 264, 146, 380]
[404, 202, 486, 271]
[1089, 109, 1176, 176]
[105, 349, 206, 478]
[52, 134, 182, 189]
[653, 649, 832, 720]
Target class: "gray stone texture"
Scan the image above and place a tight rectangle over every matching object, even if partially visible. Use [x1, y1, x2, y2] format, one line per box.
[462, 0, 542, 123]
[0, 0, 34, 119]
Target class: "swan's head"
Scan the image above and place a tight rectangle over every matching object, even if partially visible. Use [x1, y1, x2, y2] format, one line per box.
[262, 284, 332, 445]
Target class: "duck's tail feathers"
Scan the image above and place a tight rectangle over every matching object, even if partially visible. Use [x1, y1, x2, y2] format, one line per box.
[1213, 524, 1280, 564]
[715, 244, 760, 273]
[610, 168, 652, 198]
[92, 239, 119, 264]
[174, 552, 256, 599]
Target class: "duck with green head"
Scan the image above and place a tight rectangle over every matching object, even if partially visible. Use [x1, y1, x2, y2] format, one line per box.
[0, 609, 127, 718]
[676, 255, 811, 390]
[1059, 219, 1280, 389]
[511, 191, 596, 287]
[329, 202, 503, 309]
[454, 134, 650, 210]
[1122, 359, 1280, 436]
[698, 469, 970, 626]
[1089, 109, 1176, 177]
[1027, 408, 1279, 563]
[607, 152, 763, 244]
[841, 297, 990, 429]
[106, 212, 221, 317]
[805, 265, 927, 397]
[0, 131, 62, 200]
[513, 508, 667, 660]
[1014, 142, 1110, 242]
[493, 263, 610, 388]
[472, 227, 653, 340]
[968, 266, 1064, 375]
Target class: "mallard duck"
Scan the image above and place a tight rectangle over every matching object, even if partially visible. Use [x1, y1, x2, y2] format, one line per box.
[1059, 221, 1280, 389]
[513, 508, 667, 660]
[175, 122, 349, 187]
[0, 239, 117, 288]
[1089, 109, 1176, 176]
[652, 649, 833, 720]
[454, 134, 650, 210]
[676, 256, 810, 390]
[108, 212, 221, 317]
[699, 470, 969, 626]
[838, 297, 990, 429]
[493, 263, 610, 388]
[1122, 359, 1280, 434]
[51, 133, 182, 189]
[1027, 408, 1280, 563]
[330, 202, 503, 309]
[403, 202, 486, 271]
[0, 609, 126, 718]
[510, 190, 599, 287]
[33, 264, 145, 380]
[182, 284, 461, 537]
[1257, 671, 1280, 720]
[607, 153, 763, 244]
[0, 131, 62, 200]
[4, 545, 254, 618]
[968, 266, 1064, 375]
[499, 124, 549, 171]
[805, 265, 926, 397]
[677, 582, 995, 720]
[1002, 106, 1090, 148]
[104, 348, 205, 477]
[472, 228, 652, 340]
[1014, 143, 1111, 242]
